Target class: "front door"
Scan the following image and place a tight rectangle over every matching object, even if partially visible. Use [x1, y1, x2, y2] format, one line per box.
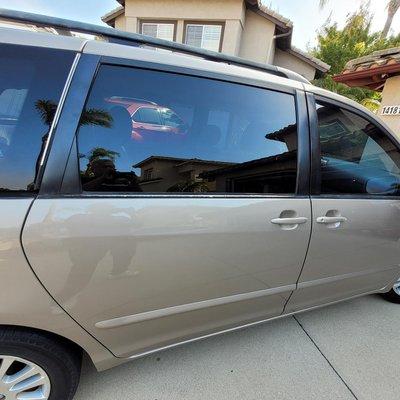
[287, 96, 400, 312]
[22, 60, 311, 358]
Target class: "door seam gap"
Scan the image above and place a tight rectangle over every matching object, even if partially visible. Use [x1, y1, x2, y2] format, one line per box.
[293, 315, 359, 400]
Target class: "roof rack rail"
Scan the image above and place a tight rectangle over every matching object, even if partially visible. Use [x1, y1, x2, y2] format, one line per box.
[0, 8, 310, 85]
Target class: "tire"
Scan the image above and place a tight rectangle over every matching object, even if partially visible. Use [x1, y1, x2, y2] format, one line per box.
[0, 326, 82, 400]
[381, 279, 400, 303]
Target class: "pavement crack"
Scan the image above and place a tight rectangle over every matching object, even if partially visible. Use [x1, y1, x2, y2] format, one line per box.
[293, 315, 359, 400]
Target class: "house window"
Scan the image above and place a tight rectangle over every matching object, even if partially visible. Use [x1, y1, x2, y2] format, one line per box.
[141, 22, 175, 41]
[185, 23, 223, 52]
[143, 168, 154, 181]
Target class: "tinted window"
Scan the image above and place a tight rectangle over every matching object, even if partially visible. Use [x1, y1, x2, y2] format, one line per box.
[0, 44, 74, 193]
[134, 107, 162, 125]
[77, 66, 298, 194]
[160, 108, 184, 128]
[317, 102, 400, 196]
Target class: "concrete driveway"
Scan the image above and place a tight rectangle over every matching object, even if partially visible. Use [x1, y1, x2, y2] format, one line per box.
[75, 295, 399, 400]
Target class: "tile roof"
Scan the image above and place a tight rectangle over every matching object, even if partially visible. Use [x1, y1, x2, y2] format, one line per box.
[334, 47, 400, 90]
[245, 0, 292, 29]
[342, 47, 400, 74]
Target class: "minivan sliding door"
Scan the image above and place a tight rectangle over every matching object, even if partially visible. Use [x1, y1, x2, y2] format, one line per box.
[22, 59, 312, 358]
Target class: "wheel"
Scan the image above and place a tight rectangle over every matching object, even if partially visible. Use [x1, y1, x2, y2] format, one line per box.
[0, 327, 81, 400]
[381, 278, 400, 303]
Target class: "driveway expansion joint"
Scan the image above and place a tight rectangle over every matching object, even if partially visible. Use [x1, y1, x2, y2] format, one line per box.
[293, 315, 359, 400]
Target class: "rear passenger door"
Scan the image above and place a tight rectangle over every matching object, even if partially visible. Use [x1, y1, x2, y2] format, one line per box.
[23, 58, 312, 358]
[287, 95, 400, 312]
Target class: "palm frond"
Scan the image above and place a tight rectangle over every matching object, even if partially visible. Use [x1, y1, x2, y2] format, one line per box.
[88, 147, 120, 163]
[319, 0, 330, 9]
[79, 108, 113, 128]
[35, 99, 57, 127]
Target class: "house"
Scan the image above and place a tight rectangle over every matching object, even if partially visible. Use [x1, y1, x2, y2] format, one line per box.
[102, 0, 330, 81]
[133, 155, 235, 192]
[334, 47, 400, 136]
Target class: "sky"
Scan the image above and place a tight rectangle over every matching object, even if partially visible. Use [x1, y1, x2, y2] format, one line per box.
[0, 0, 399, 51]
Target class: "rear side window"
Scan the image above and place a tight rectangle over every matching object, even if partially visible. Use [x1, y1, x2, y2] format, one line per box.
[77, 65, 298, 194]
[316, 102, 400, 196]
[0, 44, 75, 193]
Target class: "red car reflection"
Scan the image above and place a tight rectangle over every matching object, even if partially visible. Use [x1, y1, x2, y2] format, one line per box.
[106, 96, 187, 142]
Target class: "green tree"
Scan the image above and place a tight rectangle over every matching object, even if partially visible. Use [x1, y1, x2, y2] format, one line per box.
[87, 147, 120, 163]
[319, 0, 400, 37]
[312, 5, 400, 110]
[167, 179, 209, 192]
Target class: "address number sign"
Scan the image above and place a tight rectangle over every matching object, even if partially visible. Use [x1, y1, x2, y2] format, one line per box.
[381, 105, 400, 116]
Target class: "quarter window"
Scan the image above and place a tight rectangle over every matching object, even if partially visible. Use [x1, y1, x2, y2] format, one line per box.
[185, 24, 223, 52]
[316, 102, 400, 196]
[77, 65, 298, 194]
[0, 44, 74, 193]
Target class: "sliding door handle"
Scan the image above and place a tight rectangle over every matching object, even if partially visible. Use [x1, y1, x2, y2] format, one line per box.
[316, 216, 347, 224]
[271, 217, 308, 225]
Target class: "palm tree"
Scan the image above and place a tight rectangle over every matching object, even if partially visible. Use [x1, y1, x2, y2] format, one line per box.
[318, 0, 330, 9]
[87, 147, 120, 163]
[319, 0, 400, 37]
[35, 99, 113, 129]
[30, 99, 113, 190]
[381, 0, 400, 38]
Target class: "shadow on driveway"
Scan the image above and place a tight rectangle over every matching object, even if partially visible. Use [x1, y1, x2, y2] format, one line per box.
[75, 295, 397, 400]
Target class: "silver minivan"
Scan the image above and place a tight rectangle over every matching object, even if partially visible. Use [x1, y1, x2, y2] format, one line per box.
[1, 9, 400, 400]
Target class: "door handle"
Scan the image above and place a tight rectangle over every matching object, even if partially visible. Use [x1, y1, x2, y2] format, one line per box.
[316, 216, 347, 224]
[271, 217, 308, 225]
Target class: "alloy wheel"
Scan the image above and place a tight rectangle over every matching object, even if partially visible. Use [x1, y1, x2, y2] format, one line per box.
[0, 355, 51, 399]
[393, 278, 400, 296]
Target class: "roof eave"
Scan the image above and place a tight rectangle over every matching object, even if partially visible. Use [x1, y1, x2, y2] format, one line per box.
[101, 6, 124, 26]
[334, 64, 400, 91]
[244, 1, 295, 52]
[244, 0, 292, 30]
[288, 48, 330, 73]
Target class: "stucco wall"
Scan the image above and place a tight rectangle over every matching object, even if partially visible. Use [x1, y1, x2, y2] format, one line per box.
[114, 0, 318, 78]
[378, 75, 400, 138]
[222, 20, 242, 55]
[239, 9, 275, 64]
[124, 0, 245, 47]
[274, 49, 316, 80]
[125, 0, 244, 20]
[114, 14, 126, 30]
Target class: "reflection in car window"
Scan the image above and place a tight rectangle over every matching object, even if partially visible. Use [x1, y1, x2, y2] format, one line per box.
[134, 107, 162, 125]
[77, 66, 298, 194]
[316, 102, 400, 196]
[0, 44, 75, 193]
[160, 108, 184, 128]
